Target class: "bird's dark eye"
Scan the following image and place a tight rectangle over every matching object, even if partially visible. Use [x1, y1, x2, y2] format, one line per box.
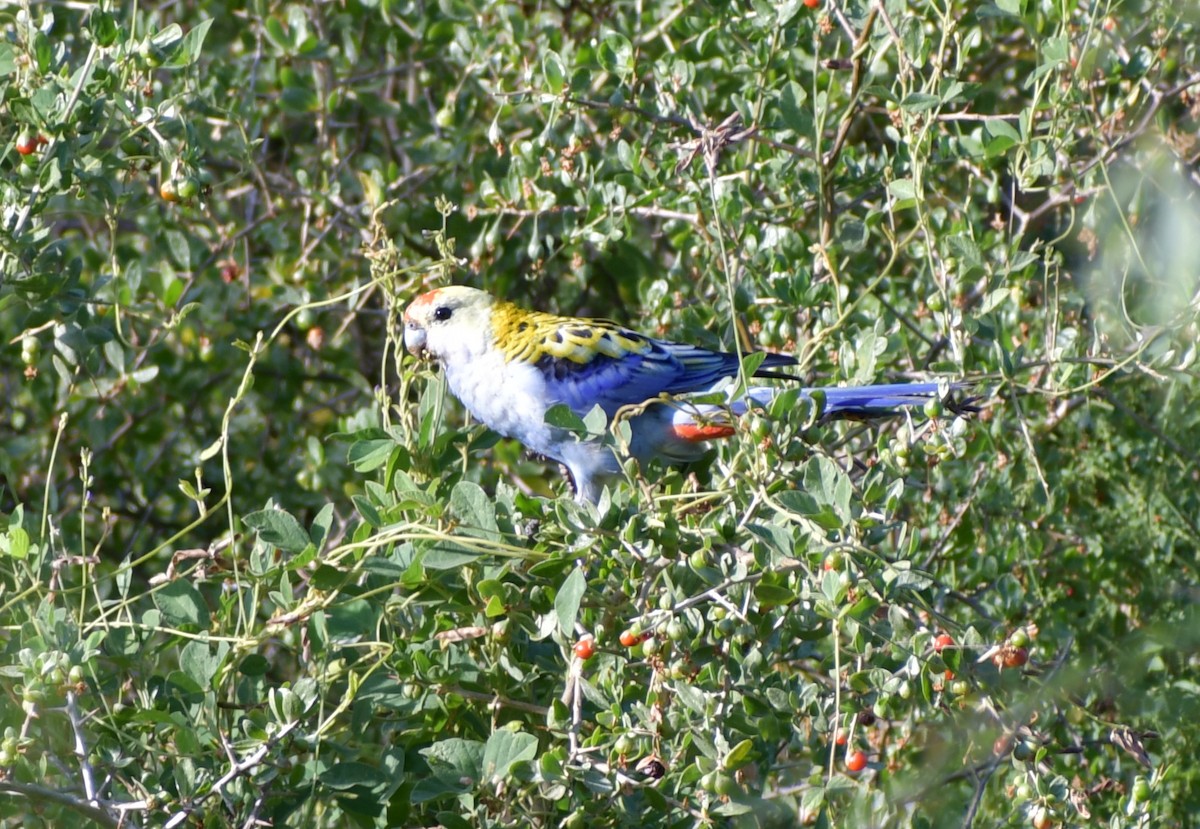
[433, 306, 453, 322]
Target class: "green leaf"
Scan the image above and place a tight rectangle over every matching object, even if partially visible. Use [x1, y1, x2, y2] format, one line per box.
[596, 32, 632, 78]
[482, 729, 539, 782]
[352, 494, 382, 528]
[779, 81, 810, 134]
[166, 18, 213, 67]
[740, 350, 767, 378]
[984, 119, 1022, 157]
[544, 403, 586, 433]
[839, 219, 868, 253]
[805, 456, 851, 524]
[449, 481, 500, 541]
[422, 539, 484, 569]
[555, 567, 587, 637]
[33, 32, 52, 73]
[1042, 35, 1068, 65]
[281, 85, 319, 113]
[87, 11, 120, 47]
[900, 93, 940, 112]
[724, 738, 756, 769]
[154, 580, 209, 628]
[347, 438, 394, 472]
[165, 230, 194, 269]
[243, 508, 311, 553]
[980, 287, 1012, 314]
[581, 403, 608, 437]
[325, 598, 376, 641]
[946, 234, 983, 271]
[888, 178, 917, 201]
[422, 738, 485, 784]
[988, 118, 1021, 142]
[542, 51, 565, 94]
[264, 17, 290, 51]
[775, 488, 821, 517]
[310, 503, 335, 549]
[753, 583, 795, 607]
[238, 654, 270, 677]
[1, 526, 29, 560]
[746, 522, 794, 558]
[150, 24, 184, 51]
[776, 0, 803, 27]
[320, 761, 389, 792]
[179, 640, 226, 687]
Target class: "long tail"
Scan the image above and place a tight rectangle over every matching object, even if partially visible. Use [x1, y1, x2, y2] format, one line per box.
[670, 381, 973, 439]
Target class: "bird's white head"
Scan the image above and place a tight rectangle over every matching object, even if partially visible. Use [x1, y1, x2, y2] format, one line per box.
[402, 286, 497, 363]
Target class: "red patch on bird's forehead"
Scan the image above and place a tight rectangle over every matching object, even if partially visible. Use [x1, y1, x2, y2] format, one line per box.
[403, 288, 444, 321]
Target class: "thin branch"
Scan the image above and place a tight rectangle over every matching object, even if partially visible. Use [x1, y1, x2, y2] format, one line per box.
[163, 721, 299, 829]
[0, 780, 122, 829]
[65, 691, 100, 804]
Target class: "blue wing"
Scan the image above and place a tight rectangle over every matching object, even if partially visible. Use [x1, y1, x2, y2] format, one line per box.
[537, 336, 797, 418]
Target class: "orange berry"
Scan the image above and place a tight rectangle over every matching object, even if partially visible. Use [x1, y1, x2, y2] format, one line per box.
[574, 637, 595, 661]
[15, 132, 37, 156]
[845, 750, 867, 772]
[1004, 647, 1029, 668]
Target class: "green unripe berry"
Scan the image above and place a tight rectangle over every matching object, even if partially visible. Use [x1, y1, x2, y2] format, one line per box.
[1132, 776, 1151, 803]
[176, 177, 200, 201]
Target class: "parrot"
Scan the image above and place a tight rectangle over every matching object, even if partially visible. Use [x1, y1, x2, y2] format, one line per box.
[402, 286, 964, 503]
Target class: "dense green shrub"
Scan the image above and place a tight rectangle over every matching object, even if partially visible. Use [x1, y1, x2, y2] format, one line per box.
[1, 1, 1197, 827]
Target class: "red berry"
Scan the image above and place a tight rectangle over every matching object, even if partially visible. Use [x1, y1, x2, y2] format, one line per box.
[619, 630, 640, 648]
[834, 728, 848, 746]
[845, 750, 867, 772]
[574, 637, 595, 661]
[15, 132, 37, 156]
[803, 0, 820, 7]
[933, 633, 954, 652]
[995, 646, 1029, 669]
[1004, 647, 1029, 668]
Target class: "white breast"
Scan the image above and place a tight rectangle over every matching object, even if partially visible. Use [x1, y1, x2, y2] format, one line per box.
[442, 350, 558, 457]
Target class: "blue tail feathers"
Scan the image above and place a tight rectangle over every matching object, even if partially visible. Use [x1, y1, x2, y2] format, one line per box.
[808, 382, 947, 415]
[736, 381, 972, 418]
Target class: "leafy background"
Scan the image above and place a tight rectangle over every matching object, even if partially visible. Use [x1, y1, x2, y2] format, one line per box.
[1, 0, 1198, 827]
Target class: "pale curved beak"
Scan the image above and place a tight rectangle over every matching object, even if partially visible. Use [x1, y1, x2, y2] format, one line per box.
[403, 321, 427, 357]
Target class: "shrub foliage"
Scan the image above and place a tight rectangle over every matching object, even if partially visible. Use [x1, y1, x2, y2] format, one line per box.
[1, 1, 1198, 827]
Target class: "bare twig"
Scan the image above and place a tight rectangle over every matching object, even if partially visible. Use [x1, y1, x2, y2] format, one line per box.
[0, 780, 123, 829]
[163, 721, 299, 829]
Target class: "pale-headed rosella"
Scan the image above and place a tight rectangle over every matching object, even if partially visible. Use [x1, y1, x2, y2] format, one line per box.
[402, 286, 964, 502]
